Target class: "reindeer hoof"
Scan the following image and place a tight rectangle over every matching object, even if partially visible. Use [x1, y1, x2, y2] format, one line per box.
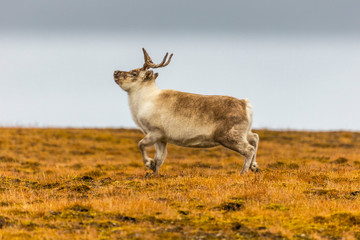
[250, 167, 261, 173]
[144, 159, 155, 171]
[250, 162, 260, 173]
[254, 168, 261, 173]
[145, 172, 159, 178]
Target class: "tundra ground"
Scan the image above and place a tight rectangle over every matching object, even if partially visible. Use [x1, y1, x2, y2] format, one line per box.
[0, 128, 360, 239]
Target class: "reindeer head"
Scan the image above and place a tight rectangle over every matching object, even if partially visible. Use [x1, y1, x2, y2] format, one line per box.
[114, 48, 173, 92]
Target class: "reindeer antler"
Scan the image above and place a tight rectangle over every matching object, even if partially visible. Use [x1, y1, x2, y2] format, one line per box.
[142, 48, 173, 70]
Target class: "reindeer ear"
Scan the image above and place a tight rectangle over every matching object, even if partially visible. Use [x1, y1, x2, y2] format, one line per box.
[144, 70, 154, 81]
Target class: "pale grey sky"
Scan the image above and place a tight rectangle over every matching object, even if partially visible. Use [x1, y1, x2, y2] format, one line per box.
[1, 1, 359, 130]
[1, 0, 360, 34]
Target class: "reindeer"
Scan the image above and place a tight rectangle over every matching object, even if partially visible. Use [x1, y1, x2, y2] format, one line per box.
[114, 48, 259, 175]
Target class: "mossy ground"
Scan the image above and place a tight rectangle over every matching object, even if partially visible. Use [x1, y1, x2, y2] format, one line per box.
[0, 128, 360, 239]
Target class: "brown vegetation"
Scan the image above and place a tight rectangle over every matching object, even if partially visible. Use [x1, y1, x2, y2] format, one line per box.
[0, 128, 360, 239]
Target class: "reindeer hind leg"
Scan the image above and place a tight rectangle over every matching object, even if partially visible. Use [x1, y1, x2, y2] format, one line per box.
[216, 126, 256, 174]
[247, 132, 260, 172]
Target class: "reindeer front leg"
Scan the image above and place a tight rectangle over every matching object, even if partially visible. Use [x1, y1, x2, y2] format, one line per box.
[138, 132, 164, 172]
[154, 142, 167, 174]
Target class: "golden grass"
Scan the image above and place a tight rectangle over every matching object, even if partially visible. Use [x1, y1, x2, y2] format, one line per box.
[0, 128, 360, 239]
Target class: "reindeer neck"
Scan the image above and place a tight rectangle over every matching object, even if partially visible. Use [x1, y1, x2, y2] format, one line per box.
[128, 81, 160, 105]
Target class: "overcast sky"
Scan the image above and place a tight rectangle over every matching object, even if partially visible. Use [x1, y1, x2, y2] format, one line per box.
[1, 0, 360, 34]
[1, 1, 359, 130]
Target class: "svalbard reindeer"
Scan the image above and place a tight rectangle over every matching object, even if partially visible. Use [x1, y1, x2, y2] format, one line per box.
[114, 48, 259, 175]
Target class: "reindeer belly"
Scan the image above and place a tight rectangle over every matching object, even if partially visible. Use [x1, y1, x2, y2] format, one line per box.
[169, 136, 219, 148]
[162, 120, 219, 148]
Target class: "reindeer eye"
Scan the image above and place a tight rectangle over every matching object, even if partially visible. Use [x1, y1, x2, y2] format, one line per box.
[132, 72, 137, 76]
